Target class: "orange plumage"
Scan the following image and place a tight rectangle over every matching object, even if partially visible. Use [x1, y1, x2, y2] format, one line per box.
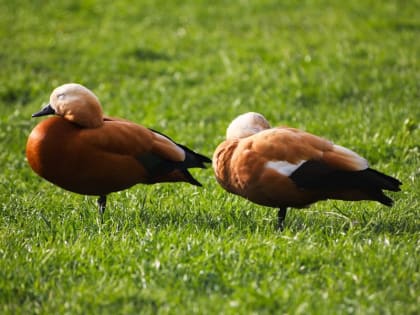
[213, 112, 401, 229]
[26, 83, 211, 221]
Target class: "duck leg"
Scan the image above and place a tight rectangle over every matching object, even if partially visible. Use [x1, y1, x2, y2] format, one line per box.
[97, 195, 107, 223]
[277, 207, 288, 231]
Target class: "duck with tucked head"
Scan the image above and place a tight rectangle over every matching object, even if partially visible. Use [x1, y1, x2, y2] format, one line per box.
[213, 112, 402, 230]
[26, 83, 211, 222]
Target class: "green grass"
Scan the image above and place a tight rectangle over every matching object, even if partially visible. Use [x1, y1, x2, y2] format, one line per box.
[1, 0, 419, 314]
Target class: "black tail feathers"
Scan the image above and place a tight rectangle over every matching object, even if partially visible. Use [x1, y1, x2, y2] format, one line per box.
[357, 168, 401, 206]
[366, 188, 394, 207]
[178, 143, 212, 169]
[364, 168, 402, 192]
[290, 160, 402, 207]
[148, 128, 211, 169]
[178, 145, 211, 187]
[180, 169, 203, 187]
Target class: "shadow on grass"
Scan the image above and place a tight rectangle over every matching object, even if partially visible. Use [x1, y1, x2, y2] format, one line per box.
[392, 21, 420, 32]
[287, 207, 419, 236]
[104, 205, 416, 236]
[0, 85, 33, 105]
[94, 294, 161, 314]
[94, 204, 267, 235]
[129, 48, 171, 62]
[29, 197, 417, 237]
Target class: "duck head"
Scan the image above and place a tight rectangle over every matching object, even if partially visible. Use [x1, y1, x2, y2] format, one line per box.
[32, 83, 104, 128]
[226, 112, 271, 140]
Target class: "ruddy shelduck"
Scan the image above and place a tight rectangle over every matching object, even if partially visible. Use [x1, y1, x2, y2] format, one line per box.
[213, 112, 402, 230]
[26, 83, 211, 222]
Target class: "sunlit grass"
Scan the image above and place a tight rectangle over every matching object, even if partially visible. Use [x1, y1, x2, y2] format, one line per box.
[0, 0, 419, 314]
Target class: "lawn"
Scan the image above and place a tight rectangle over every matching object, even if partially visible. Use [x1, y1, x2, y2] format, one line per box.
[0, 0, 419, 314]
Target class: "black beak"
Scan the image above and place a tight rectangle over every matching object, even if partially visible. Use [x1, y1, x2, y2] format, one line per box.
[32, 104, 55, 117]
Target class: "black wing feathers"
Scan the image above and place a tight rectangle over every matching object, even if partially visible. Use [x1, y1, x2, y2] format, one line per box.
[290, 160, 402, 206]
[148, 128, 211, 168]
[135, 129, 211, 186]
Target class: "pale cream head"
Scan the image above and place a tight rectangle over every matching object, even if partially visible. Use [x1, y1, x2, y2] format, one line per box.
[226, 112, 271, 139]
[49, 83, 104, 128]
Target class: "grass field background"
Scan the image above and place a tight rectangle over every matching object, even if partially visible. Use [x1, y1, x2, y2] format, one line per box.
[0, 0, 419, 314]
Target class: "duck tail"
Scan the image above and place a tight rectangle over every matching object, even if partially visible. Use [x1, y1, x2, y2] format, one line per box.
[178, 143, 212, 169]
[359, 168, 402, 206]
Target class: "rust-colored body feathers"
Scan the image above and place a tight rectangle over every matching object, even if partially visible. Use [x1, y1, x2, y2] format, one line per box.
[26, 83, 210, 219]
[213, 112, 401, 228]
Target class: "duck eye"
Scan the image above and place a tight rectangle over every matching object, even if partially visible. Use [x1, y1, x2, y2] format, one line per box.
[57, 94, 65, 100]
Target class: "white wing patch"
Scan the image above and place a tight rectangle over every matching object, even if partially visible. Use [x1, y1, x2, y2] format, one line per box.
[333, 144, 368, 170]
[266, 160, 306, 177]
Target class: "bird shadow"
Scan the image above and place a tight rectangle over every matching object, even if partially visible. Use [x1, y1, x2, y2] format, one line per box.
[34, 197, 417, 237]
[287, 206, 418, 236]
